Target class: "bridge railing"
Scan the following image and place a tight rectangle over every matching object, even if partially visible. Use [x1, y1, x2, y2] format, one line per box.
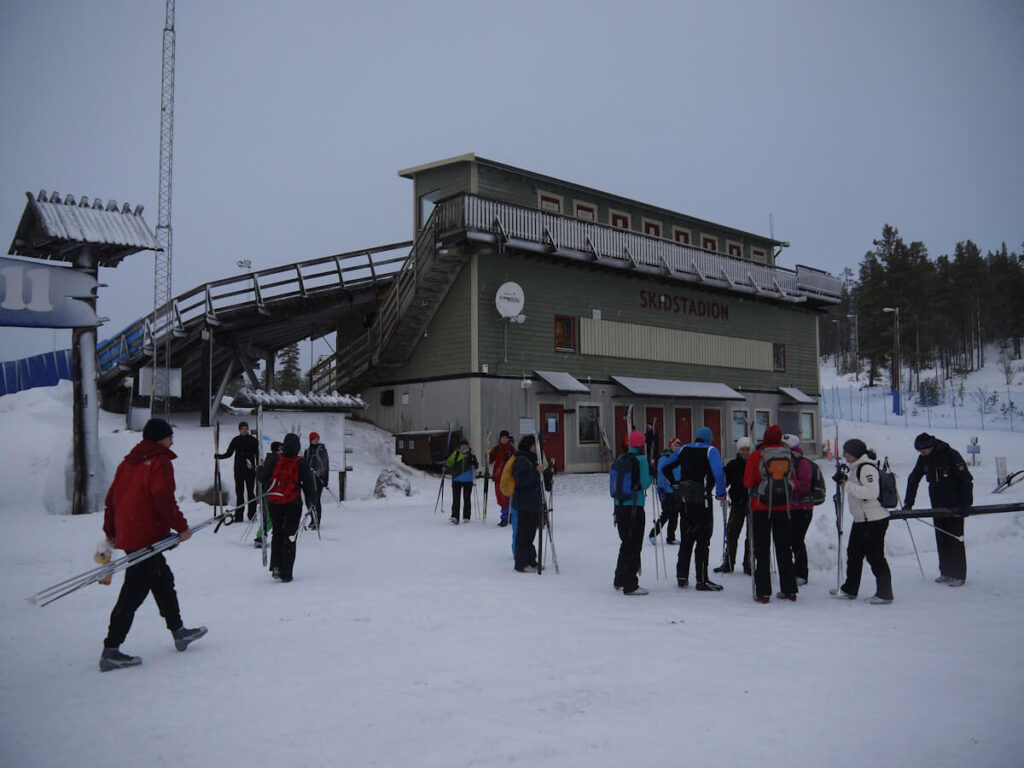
[96, 241, 411, 377]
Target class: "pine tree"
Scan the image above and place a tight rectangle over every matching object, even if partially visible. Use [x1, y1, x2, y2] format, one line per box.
[277, 343, 303, 393]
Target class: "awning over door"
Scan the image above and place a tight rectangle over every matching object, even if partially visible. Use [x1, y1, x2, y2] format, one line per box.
[611, 376, 744, 401]
[778, 386, 817, 404]
[534, 370, 590, 393]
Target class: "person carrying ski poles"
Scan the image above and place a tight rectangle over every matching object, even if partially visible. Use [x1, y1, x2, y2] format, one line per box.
[743, 425, 799, 603]
[446, 439, 479, 524]
[612, 430, 653, 595]
[98, 418, 207, 672]
[649, 437, 683, 545]
[304, 432, 330, 530]
[261, 433, 317, 582]
[902, 432, 973, 587]
[715, 436, 752, 575]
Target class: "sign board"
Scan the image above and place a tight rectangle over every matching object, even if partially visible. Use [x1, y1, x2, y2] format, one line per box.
[495, 282, 525, 318]
[519, 417, 535, 436]
[0, 256, 104, 328]
[138, 366, 183, 398]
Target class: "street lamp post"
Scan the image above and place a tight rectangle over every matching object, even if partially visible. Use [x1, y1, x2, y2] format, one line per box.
[883, 307, 900, 415]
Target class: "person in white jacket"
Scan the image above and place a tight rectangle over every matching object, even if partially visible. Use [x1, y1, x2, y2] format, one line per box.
[829, 438, 894, 604]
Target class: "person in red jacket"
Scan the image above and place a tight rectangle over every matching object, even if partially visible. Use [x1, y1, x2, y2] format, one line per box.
[782, 433, 814, 586]
[98, 418, 207, 672]
[743, 424, 799, 603]
[488, 430, 515, 527]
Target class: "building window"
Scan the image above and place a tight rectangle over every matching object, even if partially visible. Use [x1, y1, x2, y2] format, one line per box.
[726, 240, 743, 259]
[731, 410, 748, 442]
[642, 218, 662, 238]
[554, 315, 576, 352]
[609, 209, 631, 229]
[754, 410, 770, 442]
[418, 189, 441, 230]
[578, 405, 601, 444]
[673, 227, 692, 245]
[773, 343, 786, 372]
[574, 201, 597, 221]
[380, 389, 395, 406]
[701, 234, 719, 252]
[800, 412, 815, 441]
[538, 191, 563, 213]
[751, 248, 767, 264]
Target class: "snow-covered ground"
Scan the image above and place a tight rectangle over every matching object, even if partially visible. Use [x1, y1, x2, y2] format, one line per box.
[1, 377, 1023, 767]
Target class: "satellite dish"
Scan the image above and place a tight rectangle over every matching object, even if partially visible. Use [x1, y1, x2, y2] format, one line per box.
[495, 282, 525, 319]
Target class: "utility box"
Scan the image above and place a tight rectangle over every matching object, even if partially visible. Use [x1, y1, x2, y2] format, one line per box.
[395, 429, 461, 468]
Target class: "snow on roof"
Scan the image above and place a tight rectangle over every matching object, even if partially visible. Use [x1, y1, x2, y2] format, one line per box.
[9, 191, 158, 265]
[231, 388, 366, 411]
[533, 370, 590, 393]
[779, 386, 817, 404]
[611, 375, 745, 401]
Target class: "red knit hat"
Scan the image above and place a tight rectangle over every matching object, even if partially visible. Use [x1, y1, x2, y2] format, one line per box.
[763, 425, 783, 445]
[628, 430, 645, 448]
[309, 432, 320, 442]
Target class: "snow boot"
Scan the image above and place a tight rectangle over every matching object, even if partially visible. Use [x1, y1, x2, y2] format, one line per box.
[934, 575, 952, 584]
[696, 562, 723, 591]
[623, 586, 649, 596]
[99, 648, 142, 672]
[677, 577, 689, 588]
[712, 560, 733, 574]
[173, 626, 208, 652]
[866, 595, 893, 604]
[775, 592, 797, 602]
[946, 578, 965, 587]
[829, 587, 856, 600]
[754, 595, 770, 604]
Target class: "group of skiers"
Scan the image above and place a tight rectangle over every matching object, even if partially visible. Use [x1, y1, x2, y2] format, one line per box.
[98, 419, 332, 671]
[98, 414, 974, 673]
[613, 425, 974, 604]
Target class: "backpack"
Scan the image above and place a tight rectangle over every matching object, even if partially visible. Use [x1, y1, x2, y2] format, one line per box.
[756, 445, 795, 507]
[674, 479, 706, 507]
[269, 455, 300, 504]
[799, 457, 828, 506]
[499, 455, 518, 498]
[857, 461, 900, 509]
[609, 453, 642, 503]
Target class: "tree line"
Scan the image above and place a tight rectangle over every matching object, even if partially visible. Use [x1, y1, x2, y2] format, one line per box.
[820, 225, 1024, 391]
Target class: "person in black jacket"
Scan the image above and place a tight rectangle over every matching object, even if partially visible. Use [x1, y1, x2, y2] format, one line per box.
[715, 436, 752, 575]
[259, 433, 317, 583]
[215, 422, 260, 523]
[512, 435, 543, 573]
[903, 433, 973, 586]
[304, 432, 330, 529]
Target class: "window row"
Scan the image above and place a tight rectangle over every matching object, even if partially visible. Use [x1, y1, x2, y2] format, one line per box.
[538, 190, 767, 262]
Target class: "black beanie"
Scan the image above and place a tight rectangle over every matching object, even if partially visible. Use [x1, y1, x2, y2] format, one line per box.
[842, 438, 867, 460]
[282, 433, 301, 458]
[914, 433, 936, 450]
[500, 430, 510, 439]
[143, 418, 173, 442]
[239, 421, 249, 430]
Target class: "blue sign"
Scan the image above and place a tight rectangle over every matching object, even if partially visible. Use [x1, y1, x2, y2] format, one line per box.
[0, 256, 104, 328]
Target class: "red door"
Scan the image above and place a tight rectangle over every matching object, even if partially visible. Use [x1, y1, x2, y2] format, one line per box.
[614, 405, 631, 455]
[645, 406, 663, 454]
[674, 407, 693, 445]
[538, 403, 565, 472]
[703, 407, 722, 448]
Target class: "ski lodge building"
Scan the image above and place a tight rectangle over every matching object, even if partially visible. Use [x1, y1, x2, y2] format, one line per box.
[315, 154, 841, 471]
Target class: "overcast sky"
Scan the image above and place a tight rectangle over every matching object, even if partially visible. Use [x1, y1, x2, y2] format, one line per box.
[2, 0, 1021, 360]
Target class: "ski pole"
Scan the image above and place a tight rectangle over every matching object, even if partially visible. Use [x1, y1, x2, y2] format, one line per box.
[215, 482, 278, 533]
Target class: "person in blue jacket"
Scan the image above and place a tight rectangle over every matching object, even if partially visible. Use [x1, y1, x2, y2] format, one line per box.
[613, 430, 654, 595]
[446, 439, 479, 524]
[649, 437, 683, 544]
[661, 426, 727, 592]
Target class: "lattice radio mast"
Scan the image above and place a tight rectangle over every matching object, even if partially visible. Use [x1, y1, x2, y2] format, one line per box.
[151, 0, 175, 417]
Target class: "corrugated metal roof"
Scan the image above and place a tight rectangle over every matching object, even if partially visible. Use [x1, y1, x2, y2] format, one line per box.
[534, 370, 590, 393]
[779, 386, 817, 404]
[611, 375, 745, 401]
[9, 191, 159, 265]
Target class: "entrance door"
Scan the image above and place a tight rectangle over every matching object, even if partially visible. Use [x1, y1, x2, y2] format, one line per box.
[674, 407, 693, 445]
[645, 406, 664, 456]
[538, 403, 565, 472]
[703, 407, 722, 448]
[614, 405, 631, 455]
